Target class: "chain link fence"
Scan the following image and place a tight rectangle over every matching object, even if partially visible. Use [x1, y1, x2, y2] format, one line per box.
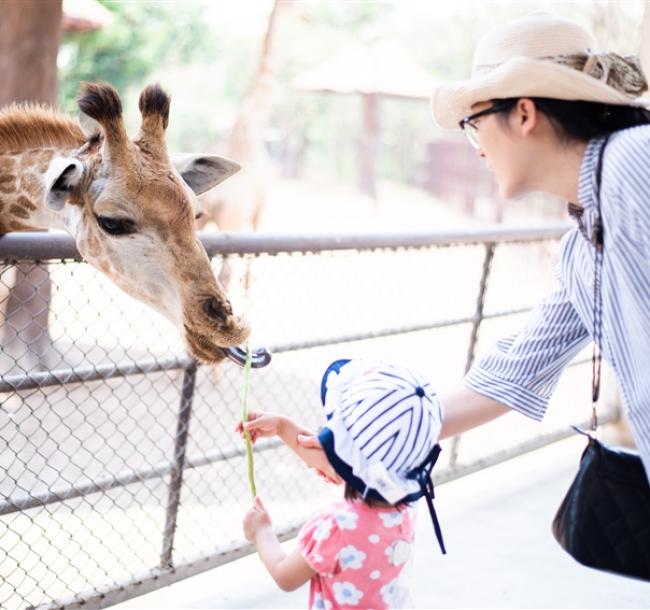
[0, 227, 620, 609]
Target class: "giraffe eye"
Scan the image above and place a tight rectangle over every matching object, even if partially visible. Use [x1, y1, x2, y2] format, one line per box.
[96, 215, 137, 236]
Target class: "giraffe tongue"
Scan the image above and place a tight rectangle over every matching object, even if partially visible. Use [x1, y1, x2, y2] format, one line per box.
[222, 346, 272, 369]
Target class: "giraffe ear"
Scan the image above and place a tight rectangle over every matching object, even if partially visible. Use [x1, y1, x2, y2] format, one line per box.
[44, 157, 85, 210]
[171, 154, 241, 195]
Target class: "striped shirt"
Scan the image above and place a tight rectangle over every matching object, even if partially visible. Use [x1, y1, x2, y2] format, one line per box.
[465, 124, 650, 479]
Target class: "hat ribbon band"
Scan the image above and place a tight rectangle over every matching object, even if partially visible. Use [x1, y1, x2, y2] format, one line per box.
[473, 52, 647, 97]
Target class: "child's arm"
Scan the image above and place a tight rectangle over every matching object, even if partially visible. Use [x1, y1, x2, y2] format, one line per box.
[243, 496, 315, 592]
[237, 412, 342, 484]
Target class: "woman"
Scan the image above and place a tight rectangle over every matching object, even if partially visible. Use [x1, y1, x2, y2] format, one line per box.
[298, 13, 650, 483]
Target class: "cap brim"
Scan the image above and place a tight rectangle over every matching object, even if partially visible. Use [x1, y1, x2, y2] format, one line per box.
[318, 426, 424, 504]
[320, 358, 351, 405]
[431, 56, 650, 129]
[318, 427, 384, 501]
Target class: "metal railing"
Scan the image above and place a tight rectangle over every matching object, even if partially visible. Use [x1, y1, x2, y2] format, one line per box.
[0, 226, 618, 610]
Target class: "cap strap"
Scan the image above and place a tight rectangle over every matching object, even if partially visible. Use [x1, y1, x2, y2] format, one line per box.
[412, 444, 446, 554]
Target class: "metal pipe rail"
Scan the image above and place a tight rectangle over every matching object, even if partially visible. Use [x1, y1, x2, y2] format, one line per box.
[0, 307, 534, 394]
[0, 224, 570, 260]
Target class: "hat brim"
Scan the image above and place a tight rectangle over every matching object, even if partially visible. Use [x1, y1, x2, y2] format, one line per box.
[320, 358, 351, 406]
[431, 56, 650, 130]
[318, 426, 424, 504]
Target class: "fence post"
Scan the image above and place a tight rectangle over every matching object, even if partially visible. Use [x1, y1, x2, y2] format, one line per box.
[160, 360, 198, 568]
[449, 243, 495, 467]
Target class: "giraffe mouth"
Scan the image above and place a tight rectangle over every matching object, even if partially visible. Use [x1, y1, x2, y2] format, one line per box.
[183, 326, 231, 363]
[182, 326, 270, 368]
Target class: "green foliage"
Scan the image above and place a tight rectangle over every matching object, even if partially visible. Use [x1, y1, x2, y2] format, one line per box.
[58, 1, 218, 113]
[302, 1, 391, 30]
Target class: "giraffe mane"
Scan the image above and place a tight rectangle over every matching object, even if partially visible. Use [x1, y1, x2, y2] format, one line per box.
[0, 103, 86, 154]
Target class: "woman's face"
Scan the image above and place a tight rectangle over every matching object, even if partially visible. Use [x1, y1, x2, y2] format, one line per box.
[469, 99, 538, 199]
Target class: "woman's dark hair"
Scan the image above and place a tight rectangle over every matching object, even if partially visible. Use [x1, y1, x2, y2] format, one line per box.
[344, 483, 408, 509]
[493, 97, 650, 142]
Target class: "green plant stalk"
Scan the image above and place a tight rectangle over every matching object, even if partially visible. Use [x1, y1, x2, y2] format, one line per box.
[241, 344, 256, 498]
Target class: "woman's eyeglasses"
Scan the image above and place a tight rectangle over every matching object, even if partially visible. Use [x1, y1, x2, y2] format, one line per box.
[458, 101, 512, 149]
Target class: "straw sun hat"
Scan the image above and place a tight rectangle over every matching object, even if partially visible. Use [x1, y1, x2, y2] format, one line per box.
[431, 13, 650, 130]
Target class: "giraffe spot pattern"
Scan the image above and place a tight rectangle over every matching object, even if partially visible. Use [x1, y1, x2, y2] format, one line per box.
[21, 173, 40, 198]
[9, 204, 30, 219]
[0, 157, 17, 173]
[16, 195, 36, 211]
[0, 174, 15, 193]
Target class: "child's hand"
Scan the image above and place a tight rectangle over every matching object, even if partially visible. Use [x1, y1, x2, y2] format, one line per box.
[236, 411, 283, 443]
[243, 496, 272, 542]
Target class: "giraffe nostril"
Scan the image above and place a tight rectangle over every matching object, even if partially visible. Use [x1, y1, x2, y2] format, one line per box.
[203, 297, 229, 323]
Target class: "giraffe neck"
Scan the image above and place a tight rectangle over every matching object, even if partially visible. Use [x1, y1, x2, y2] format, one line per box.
[0, 146, 81, 233]
[226, 1, 283, 161]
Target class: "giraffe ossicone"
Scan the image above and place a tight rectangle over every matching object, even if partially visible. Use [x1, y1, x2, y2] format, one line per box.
[0, 81, 251, 364]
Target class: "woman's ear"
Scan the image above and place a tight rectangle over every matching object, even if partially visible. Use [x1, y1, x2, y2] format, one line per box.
[515, 98, 538, 137]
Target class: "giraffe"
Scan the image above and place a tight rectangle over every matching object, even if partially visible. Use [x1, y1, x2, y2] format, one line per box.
[197, 0, 290, 287]
[0, 81, 250, 365]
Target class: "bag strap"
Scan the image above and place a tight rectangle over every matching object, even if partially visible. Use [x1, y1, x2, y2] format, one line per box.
[567, 136, 610, 432]
[590, 136, 610, 430]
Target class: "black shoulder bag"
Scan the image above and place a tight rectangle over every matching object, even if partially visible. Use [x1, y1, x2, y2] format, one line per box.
[551, 136, 650, 581]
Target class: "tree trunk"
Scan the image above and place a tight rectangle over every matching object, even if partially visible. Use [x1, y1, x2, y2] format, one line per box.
[0, 0, 63, 374]
[0, 0, 62, 106]
[358, 93, 380, 203]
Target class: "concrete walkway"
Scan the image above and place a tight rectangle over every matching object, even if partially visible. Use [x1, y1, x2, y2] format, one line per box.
[115, 436, 650, 609]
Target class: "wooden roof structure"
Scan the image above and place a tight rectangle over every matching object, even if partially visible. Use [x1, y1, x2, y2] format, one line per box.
[293, 40, 435, 199]
[293, 39, 434, 100]
[62, 0, 113, 33]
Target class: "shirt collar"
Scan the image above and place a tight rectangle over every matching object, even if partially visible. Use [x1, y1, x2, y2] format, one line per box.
[577, 135, 609, 210]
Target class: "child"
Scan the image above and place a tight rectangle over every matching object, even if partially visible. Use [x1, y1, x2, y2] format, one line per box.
[239, 358, 445, 609]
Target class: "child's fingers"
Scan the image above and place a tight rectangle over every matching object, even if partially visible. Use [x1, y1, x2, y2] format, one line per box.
[253, 496, 266, 511]
[242, 419, 262, 431]
[243, 416, 272, 434]
[236, 419, 257, 433]
[235, 425, 249, 440]
[243, 424, 261, 442]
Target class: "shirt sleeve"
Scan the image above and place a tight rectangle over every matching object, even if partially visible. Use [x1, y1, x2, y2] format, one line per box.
[297, 511, 342, 577]
[464, 272, 590, 420]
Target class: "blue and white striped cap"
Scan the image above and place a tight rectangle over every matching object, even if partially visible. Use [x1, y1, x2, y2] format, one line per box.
[317, 358, 444, 505]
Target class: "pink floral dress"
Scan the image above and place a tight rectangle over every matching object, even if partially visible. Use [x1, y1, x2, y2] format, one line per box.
[297, 500, 415, 610]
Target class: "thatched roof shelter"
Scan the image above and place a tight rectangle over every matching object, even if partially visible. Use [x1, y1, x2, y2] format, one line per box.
[294, 40, 434, 100]
[62, 0, 113, 33]
[294, 40, 434, 199]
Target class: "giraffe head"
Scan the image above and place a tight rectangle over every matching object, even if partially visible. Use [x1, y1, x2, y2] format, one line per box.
[43, 82, 249, 363]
